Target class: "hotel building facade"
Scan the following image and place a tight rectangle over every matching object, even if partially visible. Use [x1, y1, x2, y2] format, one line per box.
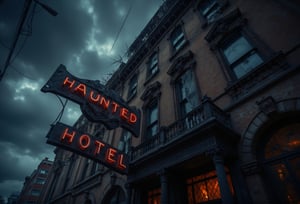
[41, 0, 300, 203]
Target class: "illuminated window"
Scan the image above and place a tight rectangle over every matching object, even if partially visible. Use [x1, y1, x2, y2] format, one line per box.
[264, 123, 300, 159]
[146, 101, 159, 138]
[148, 188, 161, 204]
[261, 122, 300, 203]
[170, 26, 186, 52]
[176, 69, 200, 117]
[118, 130, 131, 153]
[186, 170, 234, 204]
[128, 75, 138, 101]
[220, 33, 263, 79]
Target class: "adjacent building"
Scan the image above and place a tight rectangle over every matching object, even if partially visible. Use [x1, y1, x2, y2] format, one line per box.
[18, 157, 53, 204]
[41, 0, 300, 203]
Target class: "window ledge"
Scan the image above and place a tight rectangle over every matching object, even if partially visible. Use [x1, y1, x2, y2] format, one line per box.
[225, 52, 289, 100]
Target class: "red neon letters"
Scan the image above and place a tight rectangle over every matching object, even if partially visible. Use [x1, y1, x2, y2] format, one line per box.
[60, 127, 127, 171]
[63, 77, 138, 125]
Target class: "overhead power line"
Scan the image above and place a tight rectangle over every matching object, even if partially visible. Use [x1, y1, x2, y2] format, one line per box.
[109, 0, 135, 54]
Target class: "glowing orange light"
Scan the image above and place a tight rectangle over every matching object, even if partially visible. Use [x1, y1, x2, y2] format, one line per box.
[78, 134, 90, 150]
[106, 148, 117, 164]
[61, 128, 75, 144]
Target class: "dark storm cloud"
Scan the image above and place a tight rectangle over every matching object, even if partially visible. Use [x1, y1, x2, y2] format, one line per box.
[0, 0, 163, 200]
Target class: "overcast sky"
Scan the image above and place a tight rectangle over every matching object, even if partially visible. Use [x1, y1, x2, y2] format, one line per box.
[0, 0, 162, 200]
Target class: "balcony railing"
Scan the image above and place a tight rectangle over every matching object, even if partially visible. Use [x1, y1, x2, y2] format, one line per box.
[130, 97, 231, 161]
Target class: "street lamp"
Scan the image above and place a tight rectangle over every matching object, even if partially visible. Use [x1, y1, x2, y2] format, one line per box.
[0, 0, 58, 82]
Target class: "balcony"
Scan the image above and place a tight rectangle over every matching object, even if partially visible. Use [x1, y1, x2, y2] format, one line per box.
[130, 97, 232, 161]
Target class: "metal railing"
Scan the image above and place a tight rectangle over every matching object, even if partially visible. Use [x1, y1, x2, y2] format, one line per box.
[130, 97, 231, 161]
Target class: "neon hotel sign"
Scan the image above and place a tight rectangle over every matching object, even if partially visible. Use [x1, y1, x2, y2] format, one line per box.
[41, 64, 141, 174]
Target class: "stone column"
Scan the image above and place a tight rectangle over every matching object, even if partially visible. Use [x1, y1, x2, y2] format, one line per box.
[125, 183, 132, 204]
[212, 152, 234, 204]
[159, 169, 168, 204]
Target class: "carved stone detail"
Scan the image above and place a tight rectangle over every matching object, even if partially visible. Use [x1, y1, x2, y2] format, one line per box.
[256, 96, 277, 115]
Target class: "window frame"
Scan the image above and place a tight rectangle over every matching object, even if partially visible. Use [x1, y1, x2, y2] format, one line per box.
[141, 81, 161, 142]
[169, 24, 189, 60]
[175, 68, 201, 118]
[145, 51, 160, 85]
[195, 0, 228, 28]
[205, 9, 273, 86]
[218, 31, 264, 80]
[118, 130, 132, 154]
[127, 74, 138, 102]
[145, 100, 159, 139]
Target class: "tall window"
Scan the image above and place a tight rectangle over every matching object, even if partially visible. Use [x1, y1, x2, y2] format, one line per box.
[146, 101, 159, 139]
[220, 33, 263, 79]
[148, 52, 159, 78]
[128, 75, 138, 101]
[170, 26, 186, 52]
[176, 69, 199, 117]
[187, 170, 234, 204]
[198, 0, 222, 24]
[118, 130, 131, 154]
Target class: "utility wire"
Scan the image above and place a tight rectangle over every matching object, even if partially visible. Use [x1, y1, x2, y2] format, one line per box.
[10, 64, 36, 80]
[109, 0, 135, 53]
[52, 95, 68, 125]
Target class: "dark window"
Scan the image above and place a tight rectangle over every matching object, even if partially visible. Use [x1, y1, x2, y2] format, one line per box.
[118, 130, 131, 154]
[176, 69, 200, 117]
[187, 170, 234, 204]
[147, 188, 161, 204]
[170, 26, 186, 52]
[220, 33, 263, 79]
[198, 0, 222, 24]
[35, 178, 45, 185]
[31, 189, 40, 196]
[146, 101, 159, 138]
[148, 52, 159, 77]
[128, 75, 138, 100]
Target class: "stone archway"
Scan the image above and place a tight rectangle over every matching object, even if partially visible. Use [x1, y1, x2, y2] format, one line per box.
[240, 97, 300, 165]
[239, 97, 300, 203]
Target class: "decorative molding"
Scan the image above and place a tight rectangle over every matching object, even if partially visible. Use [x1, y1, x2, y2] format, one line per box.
[256, 96, 277, 115]
[205, 9, 244, 43]
[140, 81, 161, 101]
[167, 50, 194, 76]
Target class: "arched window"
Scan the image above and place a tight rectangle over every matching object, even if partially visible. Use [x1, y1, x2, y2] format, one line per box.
[102, 186, 126, 204]
[259, 122, 300, 203]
